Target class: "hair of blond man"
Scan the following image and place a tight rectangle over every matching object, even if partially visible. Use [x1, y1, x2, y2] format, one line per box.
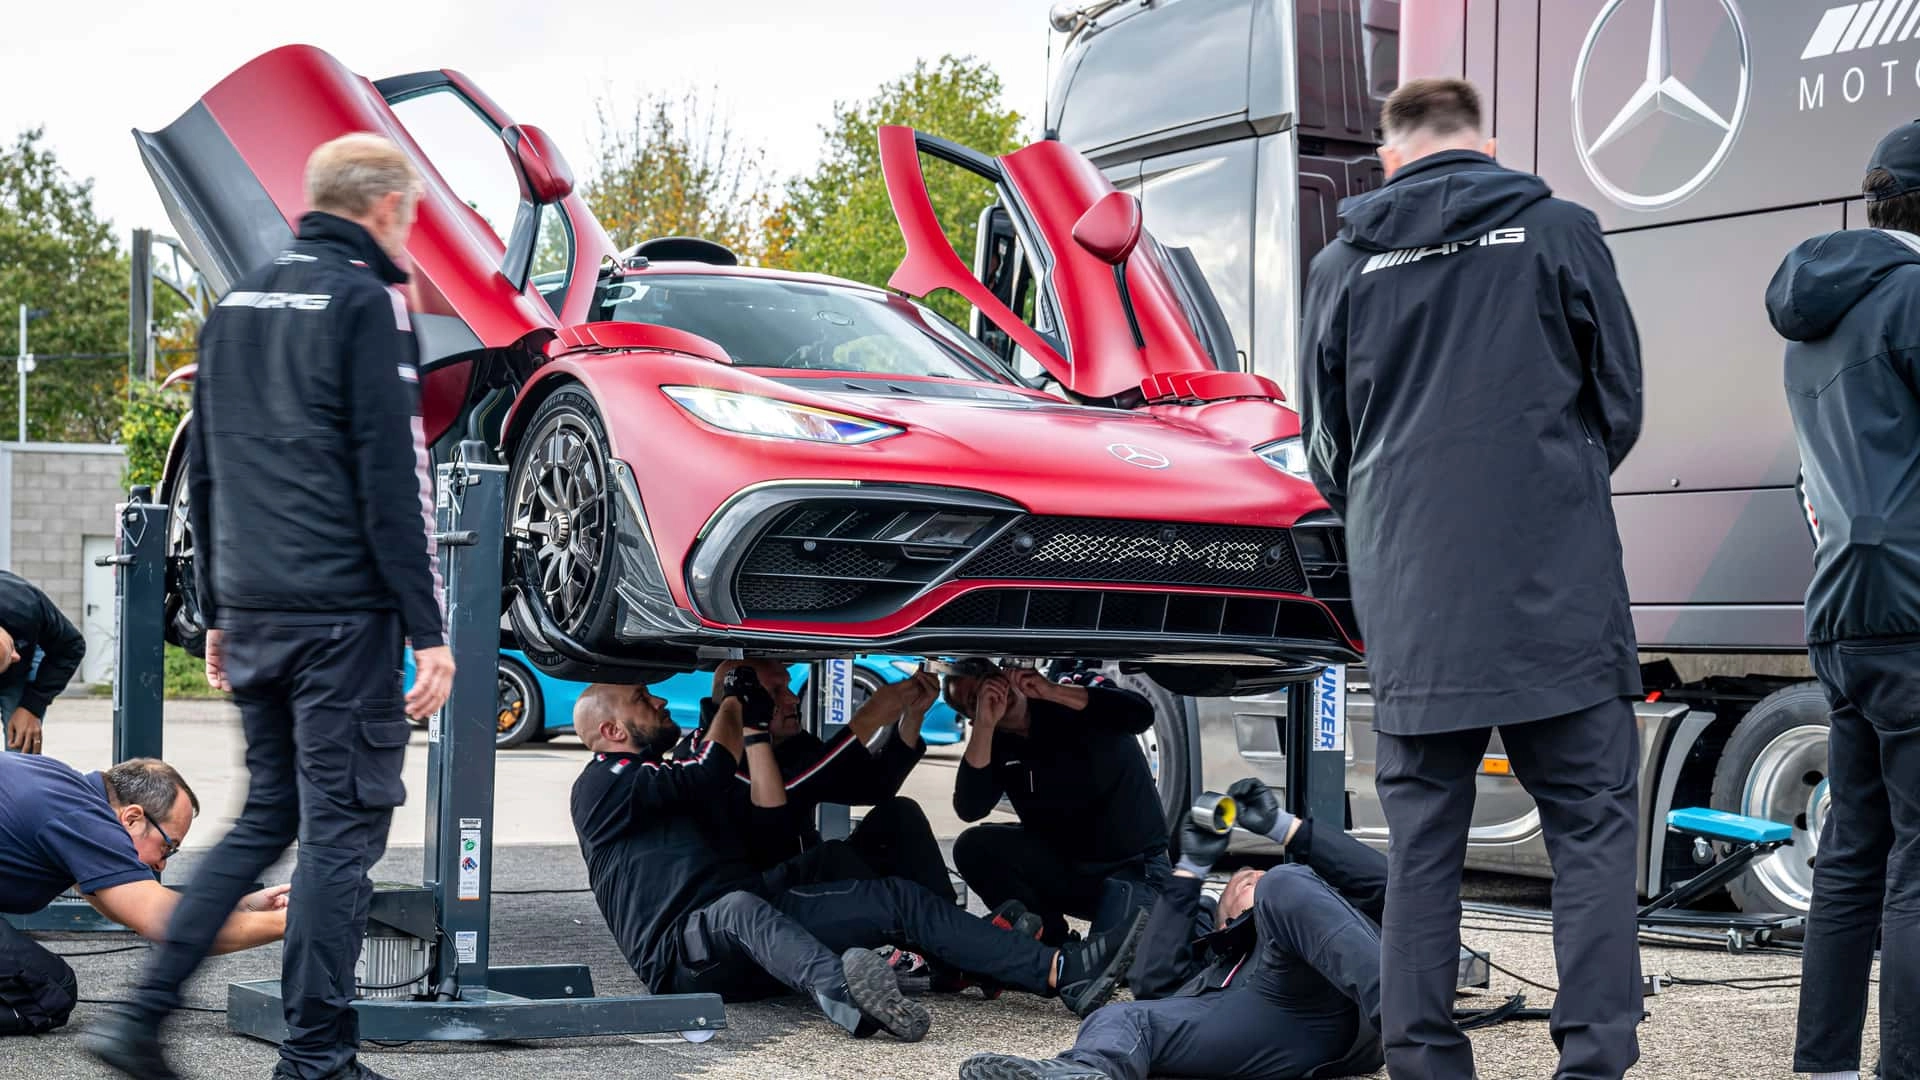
[304, 133, 421, 218]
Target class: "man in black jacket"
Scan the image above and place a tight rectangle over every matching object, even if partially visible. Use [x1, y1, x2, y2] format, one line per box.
[960, 779, 1383, 1080]
[676, 659, 952, 902]
[946, 661, 1170, 945]
[1298, 79, 1643, 1079]
[89, 134, 452, 1080]
[0, 570, 86, 755]
[1767, 120, 1920, 1080]
[570, 679, 1147, 1040]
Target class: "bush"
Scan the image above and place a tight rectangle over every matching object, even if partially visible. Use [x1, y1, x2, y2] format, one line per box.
[164, 644, 222, 699]
[121, 379, 189, 491]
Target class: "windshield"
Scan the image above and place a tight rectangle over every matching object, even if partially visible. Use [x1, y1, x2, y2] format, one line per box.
[598, 274, 1014, 381]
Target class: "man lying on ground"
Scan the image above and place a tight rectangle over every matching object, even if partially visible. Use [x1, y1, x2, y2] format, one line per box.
[569, 675, 1147, 1041]
[0, 756, 287, 1035]
[961, 778, 1384, 1080]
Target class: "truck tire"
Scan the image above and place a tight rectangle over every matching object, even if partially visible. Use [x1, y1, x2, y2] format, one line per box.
[1110, 668, 1192, 835]
[1709, 682, 1831, 916]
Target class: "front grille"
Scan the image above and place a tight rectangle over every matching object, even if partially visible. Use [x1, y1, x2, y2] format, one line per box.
[733, 500, 1011, 621]
[955, 517, 1307, 593]
[923, 587, 1345, 644]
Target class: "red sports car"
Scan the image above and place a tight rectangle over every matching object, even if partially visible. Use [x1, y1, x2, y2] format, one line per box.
[138, 46, 1357, 695]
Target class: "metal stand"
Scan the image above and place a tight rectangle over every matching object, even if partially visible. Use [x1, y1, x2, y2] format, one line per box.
[4, 490, 170, 934]
[227, 443, 724, 1043]
[1282, 667, 1347, 828]
[811, 658, 853, 842]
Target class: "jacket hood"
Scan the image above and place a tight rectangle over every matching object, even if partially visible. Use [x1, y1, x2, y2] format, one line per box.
[1337, 151, 1552, 252]
[1765, 229, 1920, 342]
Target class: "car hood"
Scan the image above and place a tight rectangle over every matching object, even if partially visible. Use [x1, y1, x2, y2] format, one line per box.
[807, 385, 1321, 525]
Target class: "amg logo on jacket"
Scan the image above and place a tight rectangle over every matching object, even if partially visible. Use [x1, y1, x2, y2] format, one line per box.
[218, 290, 332, 310]
[1360, 227, 1528, 275]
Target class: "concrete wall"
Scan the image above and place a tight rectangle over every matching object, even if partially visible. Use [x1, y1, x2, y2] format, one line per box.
[2, 443, 128, 688]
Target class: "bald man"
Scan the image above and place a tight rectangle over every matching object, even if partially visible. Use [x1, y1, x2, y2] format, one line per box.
[676, 660, 952, 902]
[568, 680, 1150, 1040]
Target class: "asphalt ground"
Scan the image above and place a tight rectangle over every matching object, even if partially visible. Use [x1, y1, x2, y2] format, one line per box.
[3, 698, 1863, 1078]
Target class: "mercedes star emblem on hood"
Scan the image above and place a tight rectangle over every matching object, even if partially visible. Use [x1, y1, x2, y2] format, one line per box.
[1573, 0, 1751, 211]
[1108, 443, 1171, 469]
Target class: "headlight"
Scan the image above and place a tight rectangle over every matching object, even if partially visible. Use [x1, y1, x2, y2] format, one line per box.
[889, 659, 922, 676]
[662, 386, 903, 445]
[1255, 436, 1313, 481]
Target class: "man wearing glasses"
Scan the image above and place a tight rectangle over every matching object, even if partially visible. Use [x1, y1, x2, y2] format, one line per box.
[0, 755, 288, 1036]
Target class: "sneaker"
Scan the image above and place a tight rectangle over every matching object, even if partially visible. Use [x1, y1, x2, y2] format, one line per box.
[987, 899, 1029, 932]
[883, 946, 934, 995]
[275, 1060, 395, 1080]
[82, 1006, 182, 1080]
[1054, 909, 1149, 1018]
[959, 1053, 1109, 1079]
[841, 947, 931, 1042]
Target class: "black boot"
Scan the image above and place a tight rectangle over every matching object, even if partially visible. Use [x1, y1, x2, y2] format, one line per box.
[959, 1053, 1109, 1079]
[1053, 909, 1149, 1017]
[82, 1006, 181, 1080]
[832, 947, 930, 1042]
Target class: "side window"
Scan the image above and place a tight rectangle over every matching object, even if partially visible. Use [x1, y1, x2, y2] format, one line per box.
[530, 205, 573, 317]
[388, 90, 521, 247]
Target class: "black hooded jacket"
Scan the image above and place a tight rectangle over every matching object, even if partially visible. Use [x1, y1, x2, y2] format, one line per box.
[1299, 151, 1644, 735]
[188, 212, 445, 647]
[1767, 228, 1920, 644]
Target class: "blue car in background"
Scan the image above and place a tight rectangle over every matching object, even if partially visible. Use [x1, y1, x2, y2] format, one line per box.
[404, 650, 964, 749]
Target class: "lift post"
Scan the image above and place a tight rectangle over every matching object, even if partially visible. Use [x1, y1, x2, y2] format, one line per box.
[227, 443, 725, 1043]
[1284, 664, 1348, 828]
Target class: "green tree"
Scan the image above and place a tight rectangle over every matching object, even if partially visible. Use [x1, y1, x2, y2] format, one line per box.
[780, 56, 1025, 325]
[582, 90, 784, 264]
[0, 128, 132, 443]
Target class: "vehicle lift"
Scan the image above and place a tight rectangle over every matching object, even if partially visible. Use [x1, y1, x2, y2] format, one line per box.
[81, 446, 725, 1044]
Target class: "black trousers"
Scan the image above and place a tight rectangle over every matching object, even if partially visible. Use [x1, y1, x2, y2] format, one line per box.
[848, 797, 955, 904]
[0, 918, 77, 1035]
[660, 875, 1057, 1016]
[953, 823, 1171, 943]
[1376, 697, 1641, 1080]
[129, 611, 409, 1079]
[1062, 865, 1379, 1080]
[1797, 640, 1920, 1078]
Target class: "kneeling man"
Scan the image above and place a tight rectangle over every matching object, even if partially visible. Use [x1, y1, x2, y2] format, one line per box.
[0, 756, 287, 1034]
[570, 677, 1146, 1041]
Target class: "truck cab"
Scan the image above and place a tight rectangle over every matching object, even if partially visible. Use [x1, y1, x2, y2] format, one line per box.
[1044, 0, 1893, 915]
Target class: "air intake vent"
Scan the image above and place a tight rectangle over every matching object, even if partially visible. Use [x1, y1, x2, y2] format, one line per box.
[923, 588, 1345, 644]
[734, 501, 1010, 621]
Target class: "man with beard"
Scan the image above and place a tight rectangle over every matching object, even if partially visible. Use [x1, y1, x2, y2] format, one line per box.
[569, 676, 1148, 1041]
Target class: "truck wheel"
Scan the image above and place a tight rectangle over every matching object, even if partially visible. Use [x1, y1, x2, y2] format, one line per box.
[1110, 667, 1192, 835]
[1710, 682, 1831, 916]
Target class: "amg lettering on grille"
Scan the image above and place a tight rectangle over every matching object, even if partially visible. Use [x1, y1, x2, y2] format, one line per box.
[1031, 534, 1263, 572]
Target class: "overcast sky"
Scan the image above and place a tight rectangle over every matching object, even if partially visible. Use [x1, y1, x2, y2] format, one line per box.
[0, 0, 1061, 243]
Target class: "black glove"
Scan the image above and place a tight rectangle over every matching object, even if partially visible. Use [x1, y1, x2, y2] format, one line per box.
[1175, 819, 1231, 877]
[1228, 777, 1293, 844]
[724, 667, 775, 733]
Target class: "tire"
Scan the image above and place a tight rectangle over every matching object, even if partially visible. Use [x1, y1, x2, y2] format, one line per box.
[162, 455, 207, 658]
[1110, 667, 1192, 835]
[506, 386, 619, 651]
[495, 657, 544, 749]
[1710, 682, 1832, 916]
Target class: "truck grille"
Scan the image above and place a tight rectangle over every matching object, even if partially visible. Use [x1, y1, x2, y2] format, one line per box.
[954, 517, 1307, 593]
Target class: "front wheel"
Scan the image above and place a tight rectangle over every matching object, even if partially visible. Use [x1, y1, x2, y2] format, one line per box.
[1711, 682, 1832, 916]
[506, 385, 618, 652]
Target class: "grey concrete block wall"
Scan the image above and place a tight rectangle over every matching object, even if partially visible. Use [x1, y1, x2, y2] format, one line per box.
[3, 444, 128, 689]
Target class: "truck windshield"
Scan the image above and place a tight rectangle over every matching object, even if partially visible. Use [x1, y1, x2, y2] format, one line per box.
[599, 274, 1014, 381]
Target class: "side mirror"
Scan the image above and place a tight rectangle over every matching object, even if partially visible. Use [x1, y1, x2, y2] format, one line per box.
[504, 124, 574, 205]
[1072, 190, 1142, 265]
